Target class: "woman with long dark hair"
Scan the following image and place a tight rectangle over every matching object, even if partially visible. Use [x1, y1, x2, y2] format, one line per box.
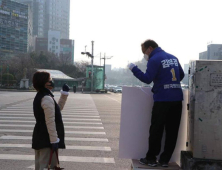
[32, 71, 70, 170]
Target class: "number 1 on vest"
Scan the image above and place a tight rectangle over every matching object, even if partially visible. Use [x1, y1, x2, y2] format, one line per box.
[171, 68, 177, 81]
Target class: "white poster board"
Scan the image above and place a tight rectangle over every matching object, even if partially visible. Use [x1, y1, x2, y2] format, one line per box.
[119, 87, 188, 164]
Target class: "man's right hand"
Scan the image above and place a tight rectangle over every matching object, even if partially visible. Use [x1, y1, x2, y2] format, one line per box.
[128, 63, 136, 70]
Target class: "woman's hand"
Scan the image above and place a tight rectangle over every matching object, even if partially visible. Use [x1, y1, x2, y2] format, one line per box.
[51, 143, 59, 151]
[62, 84, 70, 92]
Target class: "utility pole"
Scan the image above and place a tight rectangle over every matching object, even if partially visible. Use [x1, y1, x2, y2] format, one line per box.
[91, 41, 94, 92]
[100, 53, 101, 66]
[103, 53, 106, 90]
[101, 54, 113, 90]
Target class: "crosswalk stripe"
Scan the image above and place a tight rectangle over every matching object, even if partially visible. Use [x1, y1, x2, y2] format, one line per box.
[5, 107, 98, 110]
[0, 129, 106, 135]
[62, 111, 99, 113]
[0, 124, 104, 129]
[0, 154, 115, 163]
[0, 120, 102, 125]
[3, 106, 96, 108]
[0, 144, 111, 151]
[0, 136, 108, 142]
[0, 117, 101, 121]
[0, 111, 32, 113]
[1, 110, 99, 113]
[27, 164, 35, 169]
[0, 114, 100, 118]
[0, 111, 99, 115]
[2, 106, 97, 111]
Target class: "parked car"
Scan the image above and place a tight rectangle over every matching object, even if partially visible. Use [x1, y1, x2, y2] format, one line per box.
[109, 86, 117, 92]
[113, 87, 122, 93]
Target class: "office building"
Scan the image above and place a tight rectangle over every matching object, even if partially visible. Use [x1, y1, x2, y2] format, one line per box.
[60, 38, 74, 63]
[0, 0, 32, 58]
[35, 30, 74, 63]
[105, 64, 111, 73]
[199, 44, 222, 60]
[183, 64, 189, 85]
[184, 64, 189, 74]
[48, 30, 60, 56]
[45, 0, 70, 39]
[15, 0, 70, 39]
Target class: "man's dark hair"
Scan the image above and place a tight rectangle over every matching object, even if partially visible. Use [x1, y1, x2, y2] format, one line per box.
[142, 39, 158, 49]
[32, 71, 50, 91]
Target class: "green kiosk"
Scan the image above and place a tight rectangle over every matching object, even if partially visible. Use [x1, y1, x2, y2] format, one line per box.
[85, 65, 106, 93]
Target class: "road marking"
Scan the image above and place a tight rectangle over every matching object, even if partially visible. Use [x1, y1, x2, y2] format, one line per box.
[0, 144, 111, 151]
[4, 108, 97, 110]
[62, 113, 99, 115]
[0, 154, 115, 163]
[0, 117, 101, 121]
[27, 164, 34, 169]
[3, 109, 31, 111]
[0, 129, 106, 135]
[62, 111, 99, 113]
[0, 111, 99, 115]
[0, 114, 100, 118]
[0, 136, 108, 142]
[1, 110, 99, 113]
[66, 145, 111, 151]
[0, 120, 102, 125]
[0, 111, 32, 113]
[6, 107, 31, 109]
[0, 124, 104, 129]
[105, 95, 121, 104]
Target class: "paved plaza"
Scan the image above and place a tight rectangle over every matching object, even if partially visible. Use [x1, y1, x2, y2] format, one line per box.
[0, 91, 131, 170]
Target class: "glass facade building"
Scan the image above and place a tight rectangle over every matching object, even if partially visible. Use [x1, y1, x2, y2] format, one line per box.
[0, 0, 31, 56]
[0, 0, 30, 58]
[15, 0, 70, 39]
[35, 31, 75, 64]
[46, 0, 70, 39]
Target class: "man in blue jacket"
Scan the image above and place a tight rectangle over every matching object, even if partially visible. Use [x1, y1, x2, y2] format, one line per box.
[128, 39, 184, 167]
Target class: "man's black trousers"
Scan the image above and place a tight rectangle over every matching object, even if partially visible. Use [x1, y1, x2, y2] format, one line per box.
[146, 101, 182, 163]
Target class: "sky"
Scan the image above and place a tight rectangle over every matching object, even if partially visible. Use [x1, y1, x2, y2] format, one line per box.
[70, 0, 222, 69]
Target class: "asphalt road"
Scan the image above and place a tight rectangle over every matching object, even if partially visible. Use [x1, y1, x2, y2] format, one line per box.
[0, 91, 131, 170]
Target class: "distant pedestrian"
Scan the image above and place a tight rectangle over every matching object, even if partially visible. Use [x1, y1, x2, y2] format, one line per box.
[128, 39, 184, 167]
[32, 71, 70, 170]
[73, 85, 76, 93]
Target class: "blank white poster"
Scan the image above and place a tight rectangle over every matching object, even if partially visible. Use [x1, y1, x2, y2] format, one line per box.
[119, 87, 188, 165]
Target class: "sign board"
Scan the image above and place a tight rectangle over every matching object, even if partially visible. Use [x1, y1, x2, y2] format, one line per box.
[119, 87, 188, 165]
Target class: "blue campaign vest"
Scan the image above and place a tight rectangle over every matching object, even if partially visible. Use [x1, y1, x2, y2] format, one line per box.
[132, 47, 184, 102]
